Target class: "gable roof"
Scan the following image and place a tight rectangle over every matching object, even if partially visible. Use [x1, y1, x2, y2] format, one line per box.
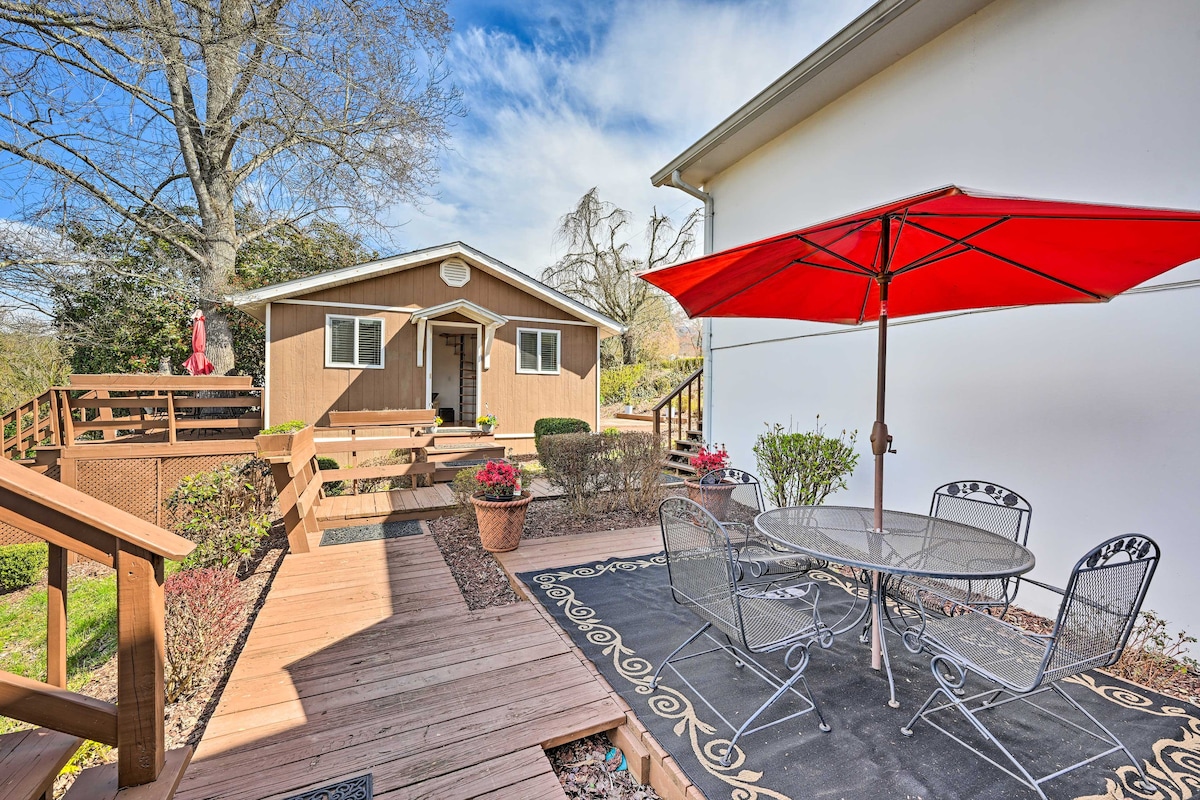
[651, 0, 994, 189]
[228, 241, 623, 336]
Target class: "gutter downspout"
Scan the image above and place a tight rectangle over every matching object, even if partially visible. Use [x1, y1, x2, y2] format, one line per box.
[668, 170, 715, 443]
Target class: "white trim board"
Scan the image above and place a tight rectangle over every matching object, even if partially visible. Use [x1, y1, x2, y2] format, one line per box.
[263, 303, 272, 429]
[277, 298, 422, 313]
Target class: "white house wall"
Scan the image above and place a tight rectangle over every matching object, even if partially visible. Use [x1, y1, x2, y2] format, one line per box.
[701, 0, 1200, 635]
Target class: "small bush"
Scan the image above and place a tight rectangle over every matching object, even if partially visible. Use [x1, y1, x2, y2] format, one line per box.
[259, 419, 306, 435]
[534, 418, 591, 457]
[167, 458, 274, 569]
[600, 363, 646, 405]
[452, 466, 483, 517]
[316, 456, 345, 496]
[0, 543, 47, 592]
[1110, 610, 1199, 691]
[164, 568, 248, 702]
[357, 450, 413, 492]
[608, 432, 664, 514]
[753, 420, 859, 508]
[539, 433, 612, 515]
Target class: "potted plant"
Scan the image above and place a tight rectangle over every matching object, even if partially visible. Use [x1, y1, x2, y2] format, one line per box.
[430, 415, 443, 434]
[469, 460, 532, 552]
[685, 444, 735, 518]
[477, 413, 498, 434]
[621, 387, 635, 415]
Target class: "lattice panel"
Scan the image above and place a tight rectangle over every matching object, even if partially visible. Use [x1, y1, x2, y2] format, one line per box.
[0, 519, 39, 547]
[77, 458, 159, 524]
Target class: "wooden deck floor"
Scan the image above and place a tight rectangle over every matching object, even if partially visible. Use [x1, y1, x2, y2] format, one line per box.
[176, 533, 625, 800]
[317, 477, 564, 527]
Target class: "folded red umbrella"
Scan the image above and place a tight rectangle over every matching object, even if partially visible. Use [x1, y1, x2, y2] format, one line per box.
[183, 310, 215, 376]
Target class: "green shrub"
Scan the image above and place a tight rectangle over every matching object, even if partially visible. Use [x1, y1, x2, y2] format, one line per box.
[451, 466, 483, 518]
[533, 418, 591, 457]
[164, 568, 247, 702]
[259, 419, 307, 435]
[316, 456, 345, 496]
[0, 543, 47, 592]
[752, 420, 859, 508]
[600, 363, 647, 405]
[167, 458, 274, 569]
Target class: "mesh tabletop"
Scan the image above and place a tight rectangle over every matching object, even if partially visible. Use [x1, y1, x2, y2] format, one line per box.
[755, 506, 1035, 579]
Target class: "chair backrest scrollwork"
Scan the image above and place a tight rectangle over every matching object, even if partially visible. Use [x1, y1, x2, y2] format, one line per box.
[698, 467, 765, 525]
[930, 480, 1032, 546]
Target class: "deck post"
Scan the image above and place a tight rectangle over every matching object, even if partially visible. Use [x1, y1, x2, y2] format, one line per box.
[47, 544, 68, 688]
[115, 542, 165, 787]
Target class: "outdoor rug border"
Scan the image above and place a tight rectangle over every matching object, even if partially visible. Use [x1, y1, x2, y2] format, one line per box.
[517, 552, 1200, 800]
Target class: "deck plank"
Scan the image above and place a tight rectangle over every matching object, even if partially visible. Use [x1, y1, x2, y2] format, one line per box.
[176, 532, 625, 800]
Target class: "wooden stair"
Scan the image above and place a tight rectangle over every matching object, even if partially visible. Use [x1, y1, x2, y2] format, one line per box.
[63, 748, 192, 800]
[0, 728, 82, 800]
[663, 429, 703, 475]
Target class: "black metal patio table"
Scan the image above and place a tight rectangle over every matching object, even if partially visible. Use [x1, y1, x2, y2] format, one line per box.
[754, 505, 1036, 708]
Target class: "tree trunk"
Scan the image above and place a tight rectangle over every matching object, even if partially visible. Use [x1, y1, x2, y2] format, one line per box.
[198, 210, 238, 375]
[621, 330, 636, 365]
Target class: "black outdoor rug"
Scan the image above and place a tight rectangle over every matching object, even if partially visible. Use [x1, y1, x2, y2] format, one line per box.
[518, 554, 1200, 800]
[319, 520, 423, 546]
[281, 773, 372, 800]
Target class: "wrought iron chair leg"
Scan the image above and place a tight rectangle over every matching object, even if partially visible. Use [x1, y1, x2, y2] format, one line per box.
[720, 653, 826, 767]
[1050, 684, 1158, 794]
[650, 622, 711, 689]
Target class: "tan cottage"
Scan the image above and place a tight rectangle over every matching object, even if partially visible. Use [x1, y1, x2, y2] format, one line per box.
[230, 242, 621, 452]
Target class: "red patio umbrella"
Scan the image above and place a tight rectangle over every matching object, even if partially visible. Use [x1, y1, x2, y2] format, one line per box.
[183, 309, 215, 376]
[641, 185, 1200, 665]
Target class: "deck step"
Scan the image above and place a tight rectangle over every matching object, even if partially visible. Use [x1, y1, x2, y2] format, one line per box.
[423, 444, 506, 462]
[0, 728, 83, 800]
[63, 747, 192, 800]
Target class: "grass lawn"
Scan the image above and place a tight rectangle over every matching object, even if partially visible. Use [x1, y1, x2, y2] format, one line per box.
[0, 573, 119, 735]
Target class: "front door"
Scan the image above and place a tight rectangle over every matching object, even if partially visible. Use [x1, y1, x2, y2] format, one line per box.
[427, 322, 480, 427]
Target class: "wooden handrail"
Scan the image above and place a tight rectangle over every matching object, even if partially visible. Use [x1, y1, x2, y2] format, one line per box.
[0, 449, 194, 788]
[0, 669, 118, 745]
[65, 374, 253, 390]
[2, 387, 58, 460]
[652, 366, 704, 454]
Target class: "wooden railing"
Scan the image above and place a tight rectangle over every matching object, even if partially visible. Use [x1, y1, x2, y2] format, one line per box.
[652, 366, 703, 451]
[0, 456, 195, 787]
[1, 387, 58, 460]
[3, 375, 263, 460]
[318, 409, 438, 492]
[58, 375, 261, 446]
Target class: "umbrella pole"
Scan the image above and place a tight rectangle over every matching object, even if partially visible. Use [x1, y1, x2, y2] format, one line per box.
[869, 272, 892, 673]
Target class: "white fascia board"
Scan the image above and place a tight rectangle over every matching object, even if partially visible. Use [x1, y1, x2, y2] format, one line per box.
[410, 298, 508, 327]
[651, 0, 994, 188]
[226, 241, 624, 336]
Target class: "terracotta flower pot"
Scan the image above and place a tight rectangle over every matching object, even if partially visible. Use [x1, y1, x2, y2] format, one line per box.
[471, 490, 533, 552]
[685, 480, 735, 520]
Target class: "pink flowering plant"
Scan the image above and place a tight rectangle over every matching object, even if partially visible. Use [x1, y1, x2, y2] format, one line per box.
[476, 460, 521, 499]
[690, 444, 730, 476]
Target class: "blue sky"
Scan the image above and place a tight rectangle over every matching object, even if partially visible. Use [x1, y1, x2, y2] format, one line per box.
[389, 0, 876, 272]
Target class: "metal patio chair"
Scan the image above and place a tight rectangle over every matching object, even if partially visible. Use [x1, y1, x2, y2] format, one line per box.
[893, 480, 1032, 615]
[650, 497, 834, 766]
[899, 534, 1160, 800]
[696, 468, 819, 582]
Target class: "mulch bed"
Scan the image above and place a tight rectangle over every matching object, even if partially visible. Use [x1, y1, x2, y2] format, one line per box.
[428, 493, 678, 611]
[547, 733, 662, 800]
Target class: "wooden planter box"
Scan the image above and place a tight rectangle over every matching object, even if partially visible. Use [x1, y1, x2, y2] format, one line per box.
[255, 426, 313, 461]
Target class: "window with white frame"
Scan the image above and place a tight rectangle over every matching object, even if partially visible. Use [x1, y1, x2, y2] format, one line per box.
[516, 328, 560, 374]
[326, 314, 385, 369]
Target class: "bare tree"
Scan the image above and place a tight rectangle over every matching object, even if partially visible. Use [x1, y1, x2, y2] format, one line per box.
[0, 0, 462, 372]
[543, 188, 700, 365]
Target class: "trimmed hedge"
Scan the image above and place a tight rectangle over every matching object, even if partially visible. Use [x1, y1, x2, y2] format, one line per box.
[0, 543, 48, 592]
[533, 417, 592, 456]
[316, 456, 345, 496]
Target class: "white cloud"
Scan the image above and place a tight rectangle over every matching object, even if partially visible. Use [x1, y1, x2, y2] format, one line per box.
[386, 0, 874, 276]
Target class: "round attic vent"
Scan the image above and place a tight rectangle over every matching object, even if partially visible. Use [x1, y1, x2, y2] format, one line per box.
[439, 257, 471, 287]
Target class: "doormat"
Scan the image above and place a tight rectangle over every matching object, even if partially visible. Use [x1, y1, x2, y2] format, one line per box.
[320, 520, 423, 546]
[519, 554, 1200, 800]
[281, 773, 372, 800]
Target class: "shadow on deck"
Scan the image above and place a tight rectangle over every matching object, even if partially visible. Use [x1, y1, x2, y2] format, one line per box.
[175, 531, 627, 800]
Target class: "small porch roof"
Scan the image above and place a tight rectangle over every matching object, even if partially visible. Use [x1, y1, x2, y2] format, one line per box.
[412, 299, 508, 371]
